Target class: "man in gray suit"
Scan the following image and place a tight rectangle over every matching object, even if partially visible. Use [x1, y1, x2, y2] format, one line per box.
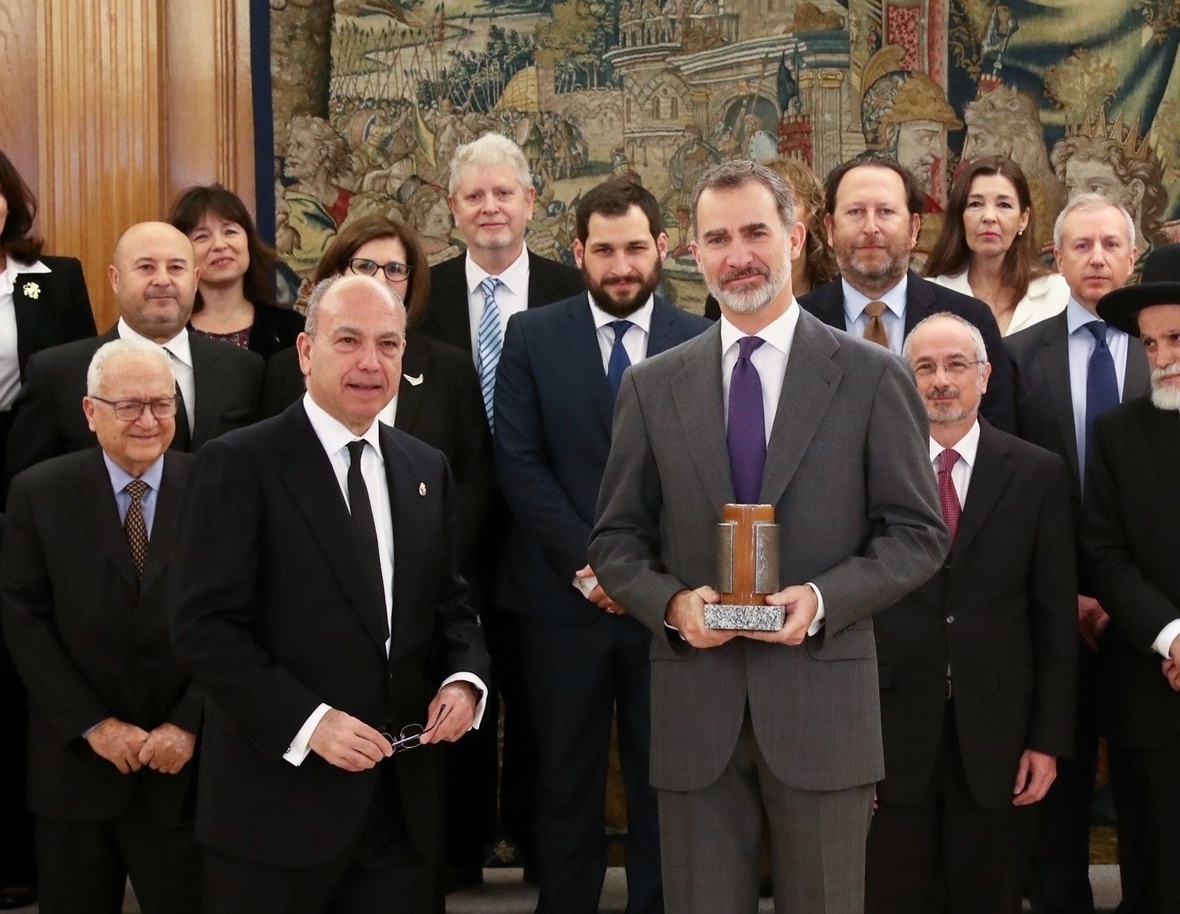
[589, 160, 948, 913]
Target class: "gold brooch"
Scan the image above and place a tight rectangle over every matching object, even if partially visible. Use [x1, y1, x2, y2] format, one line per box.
[22, 282, 41, 300]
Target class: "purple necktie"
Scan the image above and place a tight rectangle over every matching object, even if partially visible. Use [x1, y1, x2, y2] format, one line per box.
[728, 336, 766, 504]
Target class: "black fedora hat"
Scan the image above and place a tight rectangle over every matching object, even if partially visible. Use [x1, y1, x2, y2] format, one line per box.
[1097, 242, 1180, 335]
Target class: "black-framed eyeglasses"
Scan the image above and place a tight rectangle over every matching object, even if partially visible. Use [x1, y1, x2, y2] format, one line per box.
[91, 396, 179, 421]
[380, 704, 446, 754]
[347, 258, 413, 282]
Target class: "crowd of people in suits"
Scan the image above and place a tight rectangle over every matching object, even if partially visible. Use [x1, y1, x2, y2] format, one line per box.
[0, 127, 1177, 914]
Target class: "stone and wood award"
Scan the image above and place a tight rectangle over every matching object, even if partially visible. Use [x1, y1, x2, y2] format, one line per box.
[704, 503, 785, 631]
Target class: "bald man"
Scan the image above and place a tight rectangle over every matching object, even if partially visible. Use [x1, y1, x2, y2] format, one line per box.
[6, 221, 263, 484]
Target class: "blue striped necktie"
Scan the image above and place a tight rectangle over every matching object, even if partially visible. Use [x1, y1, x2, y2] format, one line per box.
[477, 277, 502, 432]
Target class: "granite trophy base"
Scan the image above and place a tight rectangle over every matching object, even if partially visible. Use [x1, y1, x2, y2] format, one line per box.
[704, 603, 786, 631]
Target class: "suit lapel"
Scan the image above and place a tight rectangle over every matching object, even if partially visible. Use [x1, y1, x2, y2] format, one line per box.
[563, 296, 617, 435]
[393, 333, 432, 434]
[276, 409, 390, 651]
[647, 297, 684, 357]
[72, 450, 139, 593]
[381, 428, 422, 658]
[432, 259, 475, 351]
[952, 422, 1012, 559]
[760, 311, 842, 506]
[140, 453, 183, 591]
[803, 281, 847, 330]
[1125, 342, 1150, 401]
[1036, 315, 1081, 487]
[671, 325, 733, 508]
[903, 272, 934, 335]
[189, 336, 223, 447]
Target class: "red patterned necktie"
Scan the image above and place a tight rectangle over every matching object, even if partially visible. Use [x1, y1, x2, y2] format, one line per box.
[936, 448, 961, 545]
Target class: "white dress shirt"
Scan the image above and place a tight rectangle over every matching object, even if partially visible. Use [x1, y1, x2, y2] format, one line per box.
[283, 393, 487, 765]
[590, 294, 654, 370]
[117, 319, 196, 432]
[842, 274, 909, 354]
[928, 419, 981, 510]
[464, 246, 530, 359]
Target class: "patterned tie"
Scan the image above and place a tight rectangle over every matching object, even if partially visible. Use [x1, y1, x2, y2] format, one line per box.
[477, 277, 503, 433]
[346, 440, 387, 620]
[863, 301, 890, 349]
[1084, 320, 1119, 467]
[727, 336, 766, 504]
[124, 479, 150, 581]
[606, 319, 633, 399]
[937, 448, 961, 546]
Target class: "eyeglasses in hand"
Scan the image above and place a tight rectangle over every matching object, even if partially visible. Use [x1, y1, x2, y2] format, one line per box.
[380, 704, 446, 753]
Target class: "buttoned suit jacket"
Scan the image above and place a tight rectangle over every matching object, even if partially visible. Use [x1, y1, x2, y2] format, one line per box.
[6, 326, 264, 486]
[168, 403, 490, 867]
[588, 310, 948, 793]
[1083, 397, 1180, 751]
[263, 330, 494, 563]
[799, 271, 1017, 433]
[0, 448, 201, 824]
[493, 293, 711, 622]
[874, 421, 1077, 810]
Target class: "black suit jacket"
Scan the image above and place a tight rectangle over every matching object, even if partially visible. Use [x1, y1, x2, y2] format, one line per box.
[263, 330, 493, 563]
[0, 448, 201, 824]
[1083, 397, 1180, 750]
[6, 327, 264, 486]
[10, 255, 97, 376]
[799, 272, 1017, 433]
[168, 403, 490, 867]
[420, 250, 585, 354]
[494, 293, 711, 623]
[874, 422, 1076, 809]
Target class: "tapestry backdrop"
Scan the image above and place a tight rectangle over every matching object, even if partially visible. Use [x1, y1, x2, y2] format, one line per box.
[267, 0, 1180, 309]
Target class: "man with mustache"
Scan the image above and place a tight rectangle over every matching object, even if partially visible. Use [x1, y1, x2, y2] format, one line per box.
[1083, 242, 1180, 913]
[5, 221, 263, 483]
[494, 179, 709, 914]
[799, 151, 1016, 432]
[866, 312, 1076, 913]
[1005, 194, 1151, 914]
[589, 160, 946, 912]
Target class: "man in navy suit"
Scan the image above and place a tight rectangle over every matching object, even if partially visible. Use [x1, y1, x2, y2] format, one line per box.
[494, 180, 710, 914]
[799, 152, 1015, 433]
[421, 133, 584, 885]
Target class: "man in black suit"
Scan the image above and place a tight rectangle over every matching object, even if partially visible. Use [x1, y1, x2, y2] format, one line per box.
[1083, 243, 1180, 914]
[420, 132, 584, 884]
[799, 152, 1015, 433]
[6, 221, 263, 485]
[169, 274, 491, 914]
[1005, 195, 1150, 914]
[866, 312, 1076, 913]
[495, 180, 709, 914]
[1, 338, 202, 914]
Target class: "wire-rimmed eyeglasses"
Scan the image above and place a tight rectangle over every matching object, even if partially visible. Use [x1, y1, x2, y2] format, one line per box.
[347, 257, 413, 282]
[380, 704, 446, 753]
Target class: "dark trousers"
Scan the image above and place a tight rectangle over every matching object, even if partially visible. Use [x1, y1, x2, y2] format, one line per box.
[867, 702, 1033, 914]
[521, 612, 662, 914]
[1109, 735, 1180, 914]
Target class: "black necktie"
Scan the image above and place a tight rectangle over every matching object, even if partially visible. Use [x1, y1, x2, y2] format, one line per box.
[346, 440, 385, 611]
[172, 383, 191, 450]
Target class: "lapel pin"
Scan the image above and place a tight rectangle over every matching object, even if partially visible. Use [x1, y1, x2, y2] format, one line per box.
[22, 282, 41, 300]
[419, 482, 427, 496]
[404, 373, 424, 386]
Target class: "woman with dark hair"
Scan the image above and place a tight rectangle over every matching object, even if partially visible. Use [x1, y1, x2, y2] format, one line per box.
[0, 148, 97, 909]
[924, 156, 1068, 336]
[169, 184, 304, 359]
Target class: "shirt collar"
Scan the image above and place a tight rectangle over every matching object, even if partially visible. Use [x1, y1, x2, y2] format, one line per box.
[465, 245, 530, 298]
[103, 451, 166, 493]
[929, 419, 981, 468]
[588, 294, 654, 336]
[302, 391, 384, 460]
[1065, 296, 1103, 335]
[0, 256, 51, 297]
[841, 273, 908, 324]
[117, 319, 193, 368]
[719, 299, 800, 357]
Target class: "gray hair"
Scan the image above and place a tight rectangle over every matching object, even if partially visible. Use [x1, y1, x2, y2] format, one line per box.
[691, 160, 797, 237]
[86, 338, 175, 397]
[447, 132, 532, 195]
[903, 311, 989, 372]
[1054, 193, 1136, 250]
[304, 273, 406, 339]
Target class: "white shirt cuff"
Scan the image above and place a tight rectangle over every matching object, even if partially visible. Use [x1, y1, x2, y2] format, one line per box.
[1152, 619, 1180, 659]
[283, 703, 331, 766]
[806, 582, 825, 637]
[441, 673, 488, 729]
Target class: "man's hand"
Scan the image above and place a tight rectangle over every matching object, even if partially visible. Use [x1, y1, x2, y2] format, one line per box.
[308, 708, 392, 771]
[1012, 750, 1057, 806]
[664, 586, 737, 648]
[418, 682, 479, 745]
[575, 564, 626, 615]
[1163, 634, 1180, 691]
[1078, 595, 1110, 652]
[86, 718, 150, 774]
[137, 723, 196, 774]
[742, 585, 819, 646]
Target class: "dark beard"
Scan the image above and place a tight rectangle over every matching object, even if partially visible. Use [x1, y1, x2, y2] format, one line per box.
[586, 265, 662, 318]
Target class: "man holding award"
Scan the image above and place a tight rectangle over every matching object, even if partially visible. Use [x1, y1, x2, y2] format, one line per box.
[589, 160, 948, 914]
